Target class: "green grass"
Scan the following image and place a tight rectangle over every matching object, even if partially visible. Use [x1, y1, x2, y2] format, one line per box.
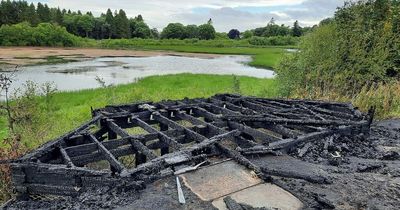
[0, 116, 7, 141]
[1, 74, 278, 149]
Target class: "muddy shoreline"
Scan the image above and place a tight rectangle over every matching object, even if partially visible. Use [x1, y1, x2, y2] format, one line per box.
[0, 47, 221, 68]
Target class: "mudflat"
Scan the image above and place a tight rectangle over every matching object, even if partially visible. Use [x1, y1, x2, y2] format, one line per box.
[0, 47, 220, 67]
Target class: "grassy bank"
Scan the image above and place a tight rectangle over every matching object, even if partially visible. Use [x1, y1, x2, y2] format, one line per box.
[0, 74, 277, 149]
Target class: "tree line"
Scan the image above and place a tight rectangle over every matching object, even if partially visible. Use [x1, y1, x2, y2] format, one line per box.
[0, 0, 219, 40]
[1, 0, 311, 41]
[0, 0, 157, 39]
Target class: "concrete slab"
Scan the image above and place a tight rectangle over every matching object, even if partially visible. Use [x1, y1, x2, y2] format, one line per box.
[212, 183, 303, 210]
[180, 160, 262, 201]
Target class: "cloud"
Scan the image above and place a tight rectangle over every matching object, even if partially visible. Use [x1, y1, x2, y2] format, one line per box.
[27, 0, 346, 31]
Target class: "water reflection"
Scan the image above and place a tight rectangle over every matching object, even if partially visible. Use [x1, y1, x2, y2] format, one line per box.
[4, 55, 275, 97]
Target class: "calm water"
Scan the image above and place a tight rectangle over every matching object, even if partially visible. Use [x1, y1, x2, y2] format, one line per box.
[4, 55, 274, 97]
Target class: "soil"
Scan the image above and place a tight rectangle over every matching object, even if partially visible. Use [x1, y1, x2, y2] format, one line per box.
[3, 119, 400, 209]
[0, 47, 221, 67]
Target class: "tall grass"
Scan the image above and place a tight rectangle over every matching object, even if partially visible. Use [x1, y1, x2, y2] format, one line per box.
[291, 82, 400, 119]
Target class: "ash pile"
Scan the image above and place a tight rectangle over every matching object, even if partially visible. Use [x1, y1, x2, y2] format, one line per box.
[4, 94, 400, 210]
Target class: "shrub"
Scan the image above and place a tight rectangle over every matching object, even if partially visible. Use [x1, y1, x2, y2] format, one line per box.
[0, 22, 85, 47]
[248, 36, 299, 46]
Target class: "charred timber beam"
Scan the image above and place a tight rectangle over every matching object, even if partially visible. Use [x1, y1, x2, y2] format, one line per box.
[209, 98, 257, 115]
[87, 134, 127, 174]
[59, 147, 74, 168]
[71, 145, 135, 166]
[297, 104, 327, 121]
[263, 124, 299, 139]
[133, 117, 182, 150]
[306, 105, 355, 119]
[215, 143, 262, 175]
[268, 125, 354, 150]
[107, 121, 158, 160]
[201, 102, 241, 116]
[174, 111, 224, 136]
[174, 111, 256, 147]
[224, 115, 367, 127]
[237, 100, 281, 117]
[192, 107, 220, 121]
[227, 121, 281, 143]
[152, 113, 206, 143]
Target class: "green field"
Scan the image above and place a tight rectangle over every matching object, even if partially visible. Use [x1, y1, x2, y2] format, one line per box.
[0, 74, 278, 149]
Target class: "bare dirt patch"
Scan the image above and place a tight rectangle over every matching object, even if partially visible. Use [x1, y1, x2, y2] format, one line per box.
[0, 47, 221, 67]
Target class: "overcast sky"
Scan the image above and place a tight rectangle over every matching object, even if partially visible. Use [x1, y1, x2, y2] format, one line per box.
[30, 0, 347, 32]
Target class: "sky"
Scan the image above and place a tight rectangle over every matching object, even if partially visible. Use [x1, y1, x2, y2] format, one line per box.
[29, 0, 347, 32]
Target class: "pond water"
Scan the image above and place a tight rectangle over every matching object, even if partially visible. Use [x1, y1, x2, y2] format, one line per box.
[3, 55, 274, 97]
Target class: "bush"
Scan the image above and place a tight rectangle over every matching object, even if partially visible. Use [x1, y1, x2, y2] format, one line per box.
[275, 0, 400, 118]
[0, 22, 86, 47]
[248, 36, 299, 46]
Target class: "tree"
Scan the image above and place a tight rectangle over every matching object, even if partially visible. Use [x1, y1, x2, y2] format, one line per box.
[52, 8, 63, 25]
[114, 9, 130, 38]
[37, 3, 51, 22]
[27, 3, 39, 26]
[150, 28, 159, 39]
[185, 25, 199, 39]
[198, 24, 216, 40]
[242, 30, 253, 39]
[161, 23, 186, 39]
[228, 29, 240, 39]
[292, 20, 302, 37]
[77, 14, 94, 37]
[104, 8, 115, 38]
[130, 18, 151, 38]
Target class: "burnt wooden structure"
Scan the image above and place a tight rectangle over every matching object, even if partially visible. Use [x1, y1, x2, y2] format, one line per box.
[10, 94, 372, 197]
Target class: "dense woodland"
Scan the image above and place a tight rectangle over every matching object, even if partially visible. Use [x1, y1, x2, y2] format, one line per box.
[0, 0, 309, 41]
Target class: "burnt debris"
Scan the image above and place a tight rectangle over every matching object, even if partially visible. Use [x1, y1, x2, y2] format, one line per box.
[10, 94, 373, 199]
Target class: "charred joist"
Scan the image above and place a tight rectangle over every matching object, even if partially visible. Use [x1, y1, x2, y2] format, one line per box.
[264, 124, 300, 139]
[107, 121, 158, 160]
[225, 115, 367, 127]
[71, 145, 135, 166]
[209, 98, 257, 115]
[59, 147, 74, 168]
[306, 105, 355, 119]
[268, 125, 354, 150]
[133, 117, 182, 150]
[215, 143, 262, 175]
[87, 134, 126, 173]
[228, 121, 281, 143]
[174, 111, 223, 136]
[152, 113, 206, 143]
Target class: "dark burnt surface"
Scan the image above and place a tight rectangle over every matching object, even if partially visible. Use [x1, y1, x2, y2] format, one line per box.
[5, 94, 398, 210]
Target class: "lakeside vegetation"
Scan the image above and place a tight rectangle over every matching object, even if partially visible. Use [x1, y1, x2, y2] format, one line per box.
[276, 0, 400, 118]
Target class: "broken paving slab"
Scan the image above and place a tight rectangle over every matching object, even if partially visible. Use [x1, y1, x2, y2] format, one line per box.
[180, 160, 262, 201]
[212, 183, 303, 210]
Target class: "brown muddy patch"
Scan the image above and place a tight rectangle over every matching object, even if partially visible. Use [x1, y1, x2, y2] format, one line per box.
[0, 47, 221, 67]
